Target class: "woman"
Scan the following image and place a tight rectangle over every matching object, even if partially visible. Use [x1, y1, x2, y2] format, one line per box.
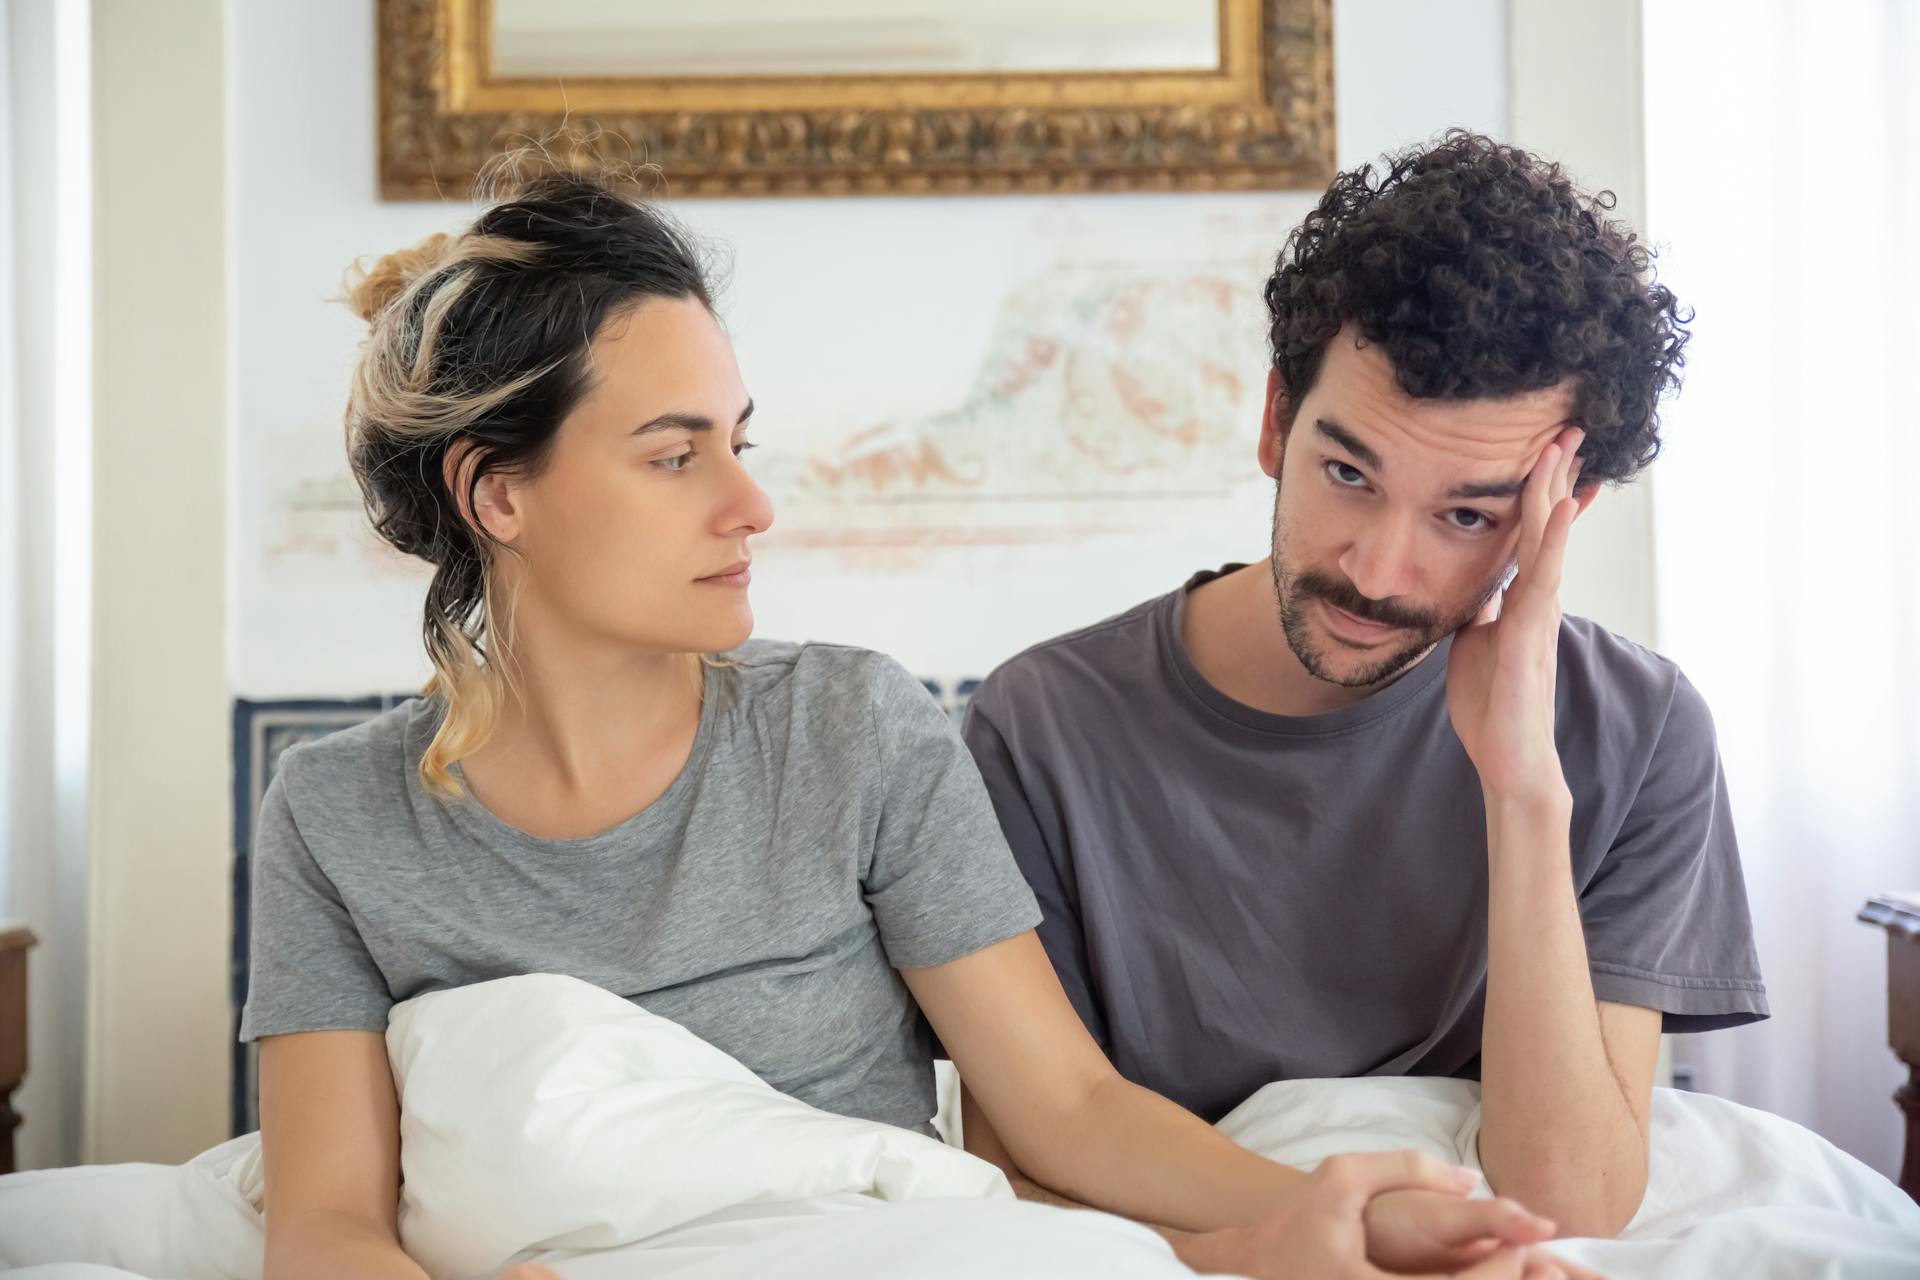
[245, 160, 1573, 1280]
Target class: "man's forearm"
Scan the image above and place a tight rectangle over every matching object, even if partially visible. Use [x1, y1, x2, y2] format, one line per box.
[1478, 787, 1648, 1238]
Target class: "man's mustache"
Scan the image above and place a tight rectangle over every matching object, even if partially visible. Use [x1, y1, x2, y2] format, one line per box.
[1288, 570, 1442, 632]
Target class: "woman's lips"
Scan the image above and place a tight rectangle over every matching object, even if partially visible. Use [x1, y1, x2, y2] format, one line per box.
[697, 561, 752, 589]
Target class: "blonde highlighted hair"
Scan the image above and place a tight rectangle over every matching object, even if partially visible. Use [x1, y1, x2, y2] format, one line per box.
[342, 153, 711, 796]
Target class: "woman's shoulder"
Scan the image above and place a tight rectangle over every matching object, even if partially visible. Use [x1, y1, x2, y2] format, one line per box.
[269, 697, 433, 817]
[725, 637, 904, 689]
[719, 639, 932, 723]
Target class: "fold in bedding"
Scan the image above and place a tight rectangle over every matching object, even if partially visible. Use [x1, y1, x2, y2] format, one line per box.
[2, 974, 1915, 1280]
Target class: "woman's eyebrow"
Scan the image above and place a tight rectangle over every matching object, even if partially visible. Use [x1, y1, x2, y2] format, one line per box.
[632, 399, 754, 435]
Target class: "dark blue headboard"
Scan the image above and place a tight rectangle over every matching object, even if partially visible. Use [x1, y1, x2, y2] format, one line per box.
[228, 677, 982, 1136]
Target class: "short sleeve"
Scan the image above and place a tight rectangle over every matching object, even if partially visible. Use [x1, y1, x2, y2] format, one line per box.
[860, 656, 1042, 971]
[1578, 672, 1770, 1031]
[960, 684, 1112, 1054]
[239, 761, 395, 1041]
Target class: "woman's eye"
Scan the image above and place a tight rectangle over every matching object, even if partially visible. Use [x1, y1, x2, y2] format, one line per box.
[654, 451, 693, 472]
[1326, 460, 1368, 488]
[732, 440, 758, 459]
[1446, 508, 1492, 531]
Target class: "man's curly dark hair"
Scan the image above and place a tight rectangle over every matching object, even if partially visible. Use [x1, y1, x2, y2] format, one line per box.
[1264, 130, 1690, 485]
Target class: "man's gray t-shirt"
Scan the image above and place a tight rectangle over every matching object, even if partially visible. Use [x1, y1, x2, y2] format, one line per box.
[962, 567, 1768, 1123]
[241, 640, 1042, 1135]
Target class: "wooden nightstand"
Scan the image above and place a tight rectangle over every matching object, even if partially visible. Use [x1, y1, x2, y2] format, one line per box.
[0, 923, 35, 1175]
[1859, 893, 1920, 1203]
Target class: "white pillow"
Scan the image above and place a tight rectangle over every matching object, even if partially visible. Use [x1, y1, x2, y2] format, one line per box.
[388, 974, 1010, 1280]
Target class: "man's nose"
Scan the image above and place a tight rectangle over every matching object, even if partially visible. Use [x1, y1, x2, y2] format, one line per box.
[1338, 515, 1421, 603]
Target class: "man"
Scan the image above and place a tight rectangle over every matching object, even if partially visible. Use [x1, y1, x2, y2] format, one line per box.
[960, 132, 1767, 1242]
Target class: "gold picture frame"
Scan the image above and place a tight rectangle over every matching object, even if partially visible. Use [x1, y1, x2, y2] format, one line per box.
[377, 0, 1335, 199]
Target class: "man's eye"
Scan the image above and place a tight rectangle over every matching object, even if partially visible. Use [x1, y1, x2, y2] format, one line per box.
[1326, 461, 1368, 487]
[1445, 508, 1492, 531]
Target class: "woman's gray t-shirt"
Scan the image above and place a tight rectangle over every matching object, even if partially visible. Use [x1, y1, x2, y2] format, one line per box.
[240, 640, 1042, 1134]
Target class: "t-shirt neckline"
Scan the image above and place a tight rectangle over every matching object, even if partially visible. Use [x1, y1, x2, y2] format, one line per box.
[409, 660, 723, 853]
[1163, 564, 1453, 738]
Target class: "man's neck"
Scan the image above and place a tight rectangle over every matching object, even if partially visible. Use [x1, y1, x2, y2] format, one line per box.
[1179, 560, 1425, 718]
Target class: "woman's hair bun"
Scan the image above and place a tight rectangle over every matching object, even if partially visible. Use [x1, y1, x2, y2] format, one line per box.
[343, 231, 456, 325]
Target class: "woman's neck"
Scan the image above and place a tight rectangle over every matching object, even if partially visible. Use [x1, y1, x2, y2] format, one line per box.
[458, 606, 708, 838]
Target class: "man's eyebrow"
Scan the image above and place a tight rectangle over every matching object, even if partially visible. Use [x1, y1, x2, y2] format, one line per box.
[1314, 419, 1382, 471]
[1316, 416, 1531, 500]
[633, 399, 754, 435]
[1445, 475, 1528, 501]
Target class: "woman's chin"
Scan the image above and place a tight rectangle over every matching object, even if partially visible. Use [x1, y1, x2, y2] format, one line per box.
[704, 610, 756, 654]
[613, 601, 754, 657]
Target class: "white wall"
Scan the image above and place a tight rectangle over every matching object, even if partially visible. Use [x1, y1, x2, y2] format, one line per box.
[229, 0, 1511, 699]
[89, 0, 1693, 1163]
[1507, 0, 1656, 649]
[84, 0, 229, 1163]
[50, 0, 1681, 1164]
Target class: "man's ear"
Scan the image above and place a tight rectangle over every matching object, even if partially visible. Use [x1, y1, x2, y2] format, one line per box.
[1570, 456, 1603, 520]
[1257, 367, 1291, 480]
[442, 442, 522, 544]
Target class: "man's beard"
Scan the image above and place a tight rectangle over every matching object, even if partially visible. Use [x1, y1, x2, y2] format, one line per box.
[1268, 485, 1508, 690]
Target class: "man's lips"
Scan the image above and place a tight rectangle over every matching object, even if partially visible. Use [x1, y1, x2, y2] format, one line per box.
[1320, 598, 1401, 642]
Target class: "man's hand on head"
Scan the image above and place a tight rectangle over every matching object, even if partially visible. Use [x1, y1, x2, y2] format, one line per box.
[1444, 426, 1585, 809]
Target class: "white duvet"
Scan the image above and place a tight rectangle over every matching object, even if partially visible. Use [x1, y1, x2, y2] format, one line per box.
[2, 974, 1914, 1279]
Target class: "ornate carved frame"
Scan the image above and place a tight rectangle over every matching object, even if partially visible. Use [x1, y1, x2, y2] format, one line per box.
[377, 0, 1335, 199]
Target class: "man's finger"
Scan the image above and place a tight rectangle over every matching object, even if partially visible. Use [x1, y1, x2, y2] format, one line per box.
[1315, 1151, 1476, 1208]
[1523, 496, 1579, 604]
[1449, 1246, 1531, 1279]
[1426, 1194, 1557, 1246]
[1514, 442, 1561, 581]
[1437, 1238, 1507, 1268]
[1539, 428, 1584, 613]
[1554, 428, 1585, 503]
[1394, 1245, 1532, 1280]
[1526, 1249, 1605, 1280]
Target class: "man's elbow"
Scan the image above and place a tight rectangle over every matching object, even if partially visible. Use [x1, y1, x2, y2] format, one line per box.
[1489, 1162, 1646, 1240]
[1551, 1190, 1644, 1241]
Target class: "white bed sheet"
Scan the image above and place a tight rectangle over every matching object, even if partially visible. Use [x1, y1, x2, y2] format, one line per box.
[2, 974, 1914, 1280]
[1216, 1074, 1920, 1278]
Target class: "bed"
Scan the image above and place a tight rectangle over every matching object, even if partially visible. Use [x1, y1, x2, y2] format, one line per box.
[2, 973, 1914, 1280]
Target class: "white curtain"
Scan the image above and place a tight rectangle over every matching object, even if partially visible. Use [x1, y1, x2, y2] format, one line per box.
[3, 0, 93, 1171]
[1643, 0, 1920, 1176]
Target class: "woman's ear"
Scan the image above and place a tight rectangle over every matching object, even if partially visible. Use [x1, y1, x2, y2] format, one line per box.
[442, 442, 522, 544]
